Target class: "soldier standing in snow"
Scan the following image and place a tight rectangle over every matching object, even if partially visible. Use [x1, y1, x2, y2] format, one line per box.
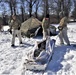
[9, 15, 22, 47]
[58, 12, 70, 45]
[42, 14, 50, 39]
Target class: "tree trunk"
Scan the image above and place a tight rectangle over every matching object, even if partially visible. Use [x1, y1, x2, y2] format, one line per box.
[35, 1, 39, 18]
[61, 0, 64, 11]
[9, 2, 13, 17]
[21, 6, 24, 22]
[14, 6, 16, 15]
[29, 3, 32, 17]
[45, 0, 49, 15]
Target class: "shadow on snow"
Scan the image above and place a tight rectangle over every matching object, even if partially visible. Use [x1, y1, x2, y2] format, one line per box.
[47, 45, 76, 73]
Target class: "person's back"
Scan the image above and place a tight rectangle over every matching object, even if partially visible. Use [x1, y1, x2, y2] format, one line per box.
[59, 16, 68, 28]
[58, 11, 70, 45]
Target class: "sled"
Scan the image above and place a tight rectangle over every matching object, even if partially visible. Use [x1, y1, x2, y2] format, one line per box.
[25, 62, 47, 71]
[24, 39, 56, 71]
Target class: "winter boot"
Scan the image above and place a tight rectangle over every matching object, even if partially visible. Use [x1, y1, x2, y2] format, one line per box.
[11, 44, 15, 47]
[20, 42, 23, 44]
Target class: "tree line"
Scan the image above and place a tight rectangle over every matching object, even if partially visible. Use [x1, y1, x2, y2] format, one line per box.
[0, 0, 76, 24]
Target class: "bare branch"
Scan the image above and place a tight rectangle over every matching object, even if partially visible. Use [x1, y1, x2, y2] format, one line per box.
[54, 0, 58, 4]
[32, 0, 37, 6]
[26, 0, 30, 3]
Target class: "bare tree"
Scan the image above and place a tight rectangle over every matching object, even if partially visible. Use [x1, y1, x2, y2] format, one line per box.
[12, 0, 17, 15]
[0, 0, 73, 21]
[9, 1, 13, 16]
[34, 0, 41, 18]
[38, 0, 49, 18]
[20, 0, 26, 21]
[0, 0, 13, 16]
[42, 0, 49, 16]
[26, 0, 37, 17]
[1, 3, 6, 16]
[20, 5, 25, 22]
[45, 0, 49, 15]
[2, 0, 18, 16]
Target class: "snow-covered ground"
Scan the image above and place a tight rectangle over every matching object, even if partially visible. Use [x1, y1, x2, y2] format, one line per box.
[0, 23, 76, 75]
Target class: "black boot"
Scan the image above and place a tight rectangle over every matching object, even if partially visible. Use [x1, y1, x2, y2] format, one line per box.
[20, 42, 22, 44]
[11, 44, 15, 47]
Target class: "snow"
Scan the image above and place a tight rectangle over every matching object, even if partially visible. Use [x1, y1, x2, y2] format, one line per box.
[2, 26, 10, 31]
[0, 23, 76, 75]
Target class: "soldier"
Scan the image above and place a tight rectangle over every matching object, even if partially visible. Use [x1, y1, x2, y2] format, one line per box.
[9, 15, 22, 47]
[58, 12, 70, 45]
[42, 14, 50, 39]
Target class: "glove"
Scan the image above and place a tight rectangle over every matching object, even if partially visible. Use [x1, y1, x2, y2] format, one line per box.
[18, 27, 20, 30]
[58, 26, 63, 31]
[9, 29, 12, 34]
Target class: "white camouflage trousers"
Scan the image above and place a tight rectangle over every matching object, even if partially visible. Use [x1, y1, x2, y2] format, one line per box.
[12, 30, 22, 45]
[58, 27, 70, 45]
